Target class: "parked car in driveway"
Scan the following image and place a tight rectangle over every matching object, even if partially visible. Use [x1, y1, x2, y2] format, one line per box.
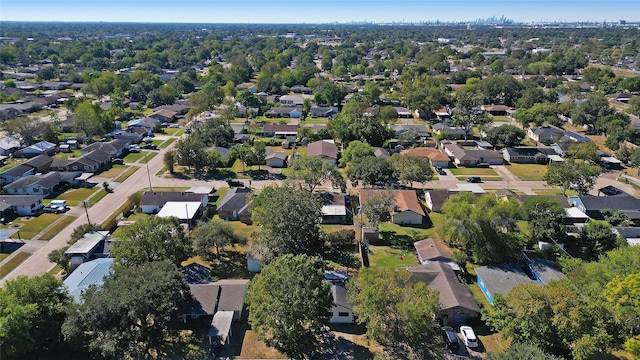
[466, 176, 482, 183]
[441, 326, 460, 351]
[460, 326, 478, 348]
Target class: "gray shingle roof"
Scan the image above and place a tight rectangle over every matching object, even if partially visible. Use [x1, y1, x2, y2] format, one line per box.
[475, 264, 539, 298]
[408, 263, 481, 314]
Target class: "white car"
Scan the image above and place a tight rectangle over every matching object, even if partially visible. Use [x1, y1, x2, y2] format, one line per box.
[460, 326, 478, 348]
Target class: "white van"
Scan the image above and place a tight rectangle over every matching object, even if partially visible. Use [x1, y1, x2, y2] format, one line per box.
[45, 200, 68, 213]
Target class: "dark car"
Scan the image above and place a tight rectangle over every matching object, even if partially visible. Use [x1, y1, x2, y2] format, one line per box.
[226, 178, 244, 187]
[142, 143, 158, 150]
[441, 326, 460, 351]
[112, 158, 124, 165]
[466, 176, 482, 183]
[438, 169, 447, 176]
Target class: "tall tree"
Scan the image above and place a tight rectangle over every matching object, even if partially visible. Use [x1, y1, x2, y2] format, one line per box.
[390, 153, 434, 188]
[0, 274, 70, 360]
[63, 261, 189, 359]
[543, 159, 602, 196]
[252, 185, 323, 258]
[523, 196, 566, 244]
[192, 219, 246, 260]
[246, 254, 333, 359]
[580, 221, 619, 258]
[339, 140, 374, 167]
[361, 189, 395, 229]
[484, 124, 525, 148]
[3, 116, 44, 146]
[111, 216, 191, 266]
[346, 155, 394, 187]
[451, 86, 490, 140]
[347, 267, 442, 359]
[287, 156, 346, 192]
[73, 100, 104, 138]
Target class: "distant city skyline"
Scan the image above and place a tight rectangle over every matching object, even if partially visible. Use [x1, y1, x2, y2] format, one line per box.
[1, 0, 637, 24]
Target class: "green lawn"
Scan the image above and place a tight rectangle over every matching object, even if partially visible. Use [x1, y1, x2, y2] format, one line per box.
[455, 176, 503, 181]
[0, 252, 31, 278]
[97, 164, 129, 178]
[161, 128, 181, 136]
[53, 149, 83, 159]
[114, 165, 139, 183]
[87, 189, 109, 205]
[449, 168, 499, 176]
[367, 245, 416, 267]
[506, 163, 548, 181]
[14, 214, 63, 239]
[0, 253, 9, 262]
[40, 216, 76, 240]
[159, 138, 176, 148]
[123, 152, 145, 162]
[532, 188, 577, 196]
[57, 187, 98, 206]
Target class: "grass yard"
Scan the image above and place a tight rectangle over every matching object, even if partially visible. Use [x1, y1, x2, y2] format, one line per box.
[506, 163, 547, 181]
[87, 189, 109, 205]
[532, 188, 577, 196]
[161, 128, 181, 136]
[57, 187, 97, 206]
[367, 245, 417, 267]
[455, 176, 502, 181]
[13, 214, 63, 239]
[40, 216, 76, 240]
[114, 165, 139, 183]
[449, 167, 499, 176]
[490, 115, 512, 123]
[98, 164, 129, 178]
[0, 253, 9, 262]
[53, 149, 83, 159]
[123, 152, 145, 162]
[238, 330, 287, 359]
[159, 137, 176, 148]
[0, 251, 31, 278]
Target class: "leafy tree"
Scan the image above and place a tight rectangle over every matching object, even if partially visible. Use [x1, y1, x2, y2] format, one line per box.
[543, 159, 602, 196]
[346, 155, 394, 187]
[605, 272, 640, 340]
[486, 342, 564, 360]
[566, 141, 599, 163]
[330, 98, 393, 146]
[174, 136, 207, 173]
[63, 261, 189, 359]
[484, 124, 525, 148]
[228, 143, 266, 173]
[3, 116, 45, 146]
[148, 84, 179, 107]
[164, 148, 176, 174]
[246, 254, 333, 359]
[483, 280, 617, 359]
[361, 189, 395, 229]
[187, 81, 224, 117]
[629, 97, 640, 117]
[314, 81, 346, 106]
[523, 196, 566, 244]
[236, 89, 262, 122]
[111, 216, 191, 266]
[0, 274, 70, 360]
[580, 221, 619, 257]
[441, 192, 525, 264]
[73, 100, 105, 138]
[192, 219, 246, 260]
[48, 246, 71, 273]
[339, 140, 374, 167]
[287, 156, 345, 192]
[571, 93, 616, 132]
[252, 185, 323, 258]
[601, 209, 630, 227]
[347, 267, 442, 359]
[390, 153, 434, 188]
[69, 223, 101, 244]
[451, 86, 490, 140]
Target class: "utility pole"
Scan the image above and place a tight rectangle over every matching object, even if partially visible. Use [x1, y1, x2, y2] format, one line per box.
[145, 152, 153, 191]
[82, 200, 91, 225]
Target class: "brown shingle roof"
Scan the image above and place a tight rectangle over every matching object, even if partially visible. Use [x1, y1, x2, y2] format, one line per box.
[307, 140, 338, 160]
[401, 148, 450, 162]
[360, 189, 425, 217]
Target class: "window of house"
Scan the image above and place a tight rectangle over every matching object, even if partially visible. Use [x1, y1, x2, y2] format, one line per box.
[338, 312, 350, 317]
[72, 166, 78, 170]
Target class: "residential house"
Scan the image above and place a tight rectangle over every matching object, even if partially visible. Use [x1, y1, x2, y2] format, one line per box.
[307, 140, 339, 166]
[126, 117, 158, 131]
[425, 189, 460, 212]
[441, 141, 503, 166]
[81, 150, 112, 169]
[112, 127, 149, 143]
[501, 147, 557, 164]
[262, 124, 299, 138]
[0, 136, 21, 155]
[323, 272, 354, 324]
[373, 147, 390, 159]
[22, 154, 53, 173]
[82, 139, 130, 158]
[158, 201, 203, 224]
[319, 192, 348, 224]
[64, 231, 111, 269]
[41, 81, 71, 90]
[0, 195, 45, 216]
[389, 124, 430, 141]
[17, 141, 56, 158]
[266, 107, 302, 118]
[153, 103, 189, 116]
[520, 252, 567, 285]
[564, 131, 591, 143]
[408, 264, 481, 325]
[149, 108, 177, 123]
[279, 94, 304, 107]
[475, 264, 539, 305]
[140, 191, 208, 214]
[50, 156, 102, 173]
[613, 227, 640, 246]
[63, 258, 114, 303]
[5, 172, 66, 196]
[414, 238, 454, 265]
[217, 187, 252, 224]
[568, 194, 640, 221]
[359, 189, 425, 225]
[265, 150, 288, 168]
[401, 148, 450, 168]
[481, 104, 513, 116]
[290, 85, 312, 94]
[432, 122, 471, 140]
[310, 106, 338, 118]
[564, 207, 590, 225]
[527, 126, 565, 145]
[0, 164, 35, 184]
[230, 123, 247, 136]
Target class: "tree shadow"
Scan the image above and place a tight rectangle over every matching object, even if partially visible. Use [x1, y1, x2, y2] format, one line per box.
[322, 249, 360, 269]
[319, 329, 375, 360]
[208, 249, 256, 280]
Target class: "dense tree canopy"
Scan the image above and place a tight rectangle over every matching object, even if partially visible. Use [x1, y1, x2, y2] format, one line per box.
[287, 156, 346, 192]
[347, 267, 442, 359]
[543, 159, 602, 196]
[246, 254, 333, 359]
[192, 218, 246, 261]
[251, 185, 323, 258]
[346, 155, 394, 187]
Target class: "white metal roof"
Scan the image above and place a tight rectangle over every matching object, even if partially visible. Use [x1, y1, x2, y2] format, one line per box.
[157, 201, 201, 220]
[321, 205, 347, 216]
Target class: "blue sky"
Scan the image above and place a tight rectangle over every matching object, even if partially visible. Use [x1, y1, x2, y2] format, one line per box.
[1, 0, 637, 23]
